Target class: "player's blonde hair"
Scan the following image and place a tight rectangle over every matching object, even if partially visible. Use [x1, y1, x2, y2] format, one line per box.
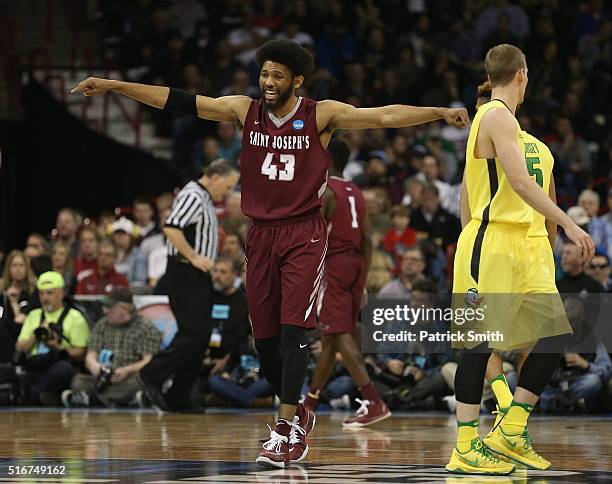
[484, 44, 526, 87]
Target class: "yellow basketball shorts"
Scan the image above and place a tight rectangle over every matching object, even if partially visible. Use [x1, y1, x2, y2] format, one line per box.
[452, 221, 571, 350]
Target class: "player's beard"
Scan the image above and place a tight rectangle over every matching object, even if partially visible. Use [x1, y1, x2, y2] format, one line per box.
[261, 83, 293, 111]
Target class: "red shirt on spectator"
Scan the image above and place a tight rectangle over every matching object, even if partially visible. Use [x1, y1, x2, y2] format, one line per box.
[75, 268, 129, 295]
[73, 257, 97, 277]
[384, 227, 417, 274]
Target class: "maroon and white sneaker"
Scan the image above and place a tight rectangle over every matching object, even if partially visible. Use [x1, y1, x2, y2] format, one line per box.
[342, 398, 391, 428]
[302, 393, 319, 412]
[297, 403, 316, 434]
[256, 424, 290, 468]
[287, 416, 309, 462]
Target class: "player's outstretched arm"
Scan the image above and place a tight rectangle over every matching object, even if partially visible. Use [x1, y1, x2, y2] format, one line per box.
[71, 78, 250, 124]
[486, 109, 594, 259]
[317, 100, 469, 131]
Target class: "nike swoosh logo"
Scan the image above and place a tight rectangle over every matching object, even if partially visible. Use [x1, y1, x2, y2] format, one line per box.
[254, 121, 259, 124]
[299, 343, 308, 349]
[311, 238, 321, 243]
[500, 432, 517, 448]
[457, 454, 480, 467]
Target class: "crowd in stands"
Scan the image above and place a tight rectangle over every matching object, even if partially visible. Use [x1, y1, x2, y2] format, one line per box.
[1, 0, 611, 413]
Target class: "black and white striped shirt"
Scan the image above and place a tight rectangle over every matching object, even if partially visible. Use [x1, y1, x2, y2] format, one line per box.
[165, 181, 219, 260]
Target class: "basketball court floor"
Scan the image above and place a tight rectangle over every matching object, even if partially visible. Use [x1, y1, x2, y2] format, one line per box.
[1, 408, 611, 483]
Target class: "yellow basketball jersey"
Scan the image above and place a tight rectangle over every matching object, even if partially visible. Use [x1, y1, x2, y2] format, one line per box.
[465, 100, 532, 226]
[522, 130, 554, 237]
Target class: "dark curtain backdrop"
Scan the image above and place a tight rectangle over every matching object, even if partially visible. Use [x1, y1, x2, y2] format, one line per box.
[0, 78, 181, 251]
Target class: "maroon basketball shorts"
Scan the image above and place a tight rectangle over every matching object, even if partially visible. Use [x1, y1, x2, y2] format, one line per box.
[317, 250, 364, 336]
[245, 214, 327, 339]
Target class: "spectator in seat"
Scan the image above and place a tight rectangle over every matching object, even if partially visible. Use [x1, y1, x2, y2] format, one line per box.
[410, 183, 461, 249]
[24, 233, 48, 259]
[216, 122, 242, 165]
[62, 287, 162, 408]
[75, 240, 128, 295]
[50, 241, 74, 294]
[73, 227, 99, 279]
[111, 217, 148, 286]
[97, 211, 117, 241]
[402, 176, 425, 211]
[539, 297, 611, 413]
[54, 208, 81, 258]
[147, 206, 172, 289]
[379, 247, 427, 297]
[384, 205, 417, 274]
[221, 232, 245, 265]
[557, 241, 605, 293]
[587, 187, 612, 257]
[15, 271, 89, 405]
[133, 198, 159, 241]
[416, 155, 458, 217]
[585, 253, 611, 291]
[547, 117, 592, 198]
[366, 250, 394, 294]
[0, 251, 38, 363]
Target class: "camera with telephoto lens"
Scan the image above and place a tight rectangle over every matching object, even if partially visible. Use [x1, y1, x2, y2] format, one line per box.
[96, 365, 114, 392]
[95, 349, 114, 392]
[33, 323, 60, 343]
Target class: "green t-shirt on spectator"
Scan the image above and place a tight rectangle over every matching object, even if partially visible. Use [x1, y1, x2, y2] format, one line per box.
[18, 306, 90, 356]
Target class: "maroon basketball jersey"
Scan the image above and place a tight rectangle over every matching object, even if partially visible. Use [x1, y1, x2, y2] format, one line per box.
[327, 176, 366, 256]
[240, 97, 330, 221]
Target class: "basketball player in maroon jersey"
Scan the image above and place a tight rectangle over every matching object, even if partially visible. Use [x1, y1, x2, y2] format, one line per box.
[304, 138, 391, 427]
[72, 39, 468, 468]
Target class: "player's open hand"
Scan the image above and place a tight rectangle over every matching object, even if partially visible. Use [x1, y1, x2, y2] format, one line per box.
[444, 107, 470, 128]
[71, 77, 115, 96]
[564, 223, 595, 261]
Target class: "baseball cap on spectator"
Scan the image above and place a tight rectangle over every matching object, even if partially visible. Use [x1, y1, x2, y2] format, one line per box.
[37, 271, 65, 290]
[411, 145, 428, 156]
[110, 216, 138, 236]
[101, 287, 134, 307]
[567, 206, 590, 226]
[369, 150, 389, 164]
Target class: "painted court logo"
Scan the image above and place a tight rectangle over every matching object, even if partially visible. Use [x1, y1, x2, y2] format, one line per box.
[293, 119, 304, 130]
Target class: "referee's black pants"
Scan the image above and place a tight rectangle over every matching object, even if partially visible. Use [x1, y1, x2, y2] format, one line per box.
[140, 259, 213, 408]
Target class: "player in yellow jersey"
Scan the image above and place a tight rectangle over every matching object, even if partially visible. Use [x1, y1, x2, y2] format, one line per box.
[460, 81, 565, 470]
[446, 44, 594, 476]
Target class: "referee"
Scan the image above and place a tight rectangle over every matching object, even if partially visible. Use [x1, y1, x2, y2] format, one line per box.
[139, 160, 239, 412]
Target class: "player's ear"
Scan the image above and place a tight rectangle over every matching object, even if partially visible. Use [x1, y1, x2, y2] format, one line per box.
[294, 75, 304, 90]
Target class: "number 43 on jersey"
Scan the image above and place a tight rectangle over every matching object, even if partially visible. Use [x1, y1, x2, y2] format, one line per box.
[261, 152, 295, 181]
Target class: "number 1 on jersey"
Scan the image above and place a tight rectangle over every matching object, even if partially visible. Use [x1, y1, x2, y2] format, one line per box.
[261, 152, 295, 181]
[348, 195, 359, 228]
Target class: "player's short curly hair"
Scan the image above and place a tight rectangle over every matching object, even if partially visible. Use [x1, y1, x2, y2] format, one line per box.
[255, 39, 314, 77]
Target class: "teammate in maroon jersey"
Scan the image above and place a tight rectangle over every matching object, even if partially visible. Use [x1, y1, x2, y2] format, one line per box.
[72, 39, 468, 468]
[303, 138, 391, 427]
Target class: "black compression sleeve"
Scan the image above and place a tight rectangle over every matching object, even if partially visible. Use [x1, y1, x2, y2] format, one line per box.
[164, 88, 197, 116]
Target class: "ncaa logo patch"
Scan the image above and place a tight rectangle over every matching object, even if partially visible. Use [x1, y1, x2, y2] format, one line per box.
[293, 119, 304, 130]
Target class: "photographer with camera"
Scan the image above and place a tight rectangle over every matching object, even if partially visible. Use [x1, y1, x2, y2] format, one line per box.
[15, 271, 89, 405]
[62, 287, 162, 407]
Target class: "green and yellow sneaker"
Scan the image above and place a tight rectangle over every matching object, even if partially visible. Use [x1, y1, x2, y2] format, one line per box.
[484, 426, 551, 470]
[485, 404, 509, 440]
[446, 438, 516, 475]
